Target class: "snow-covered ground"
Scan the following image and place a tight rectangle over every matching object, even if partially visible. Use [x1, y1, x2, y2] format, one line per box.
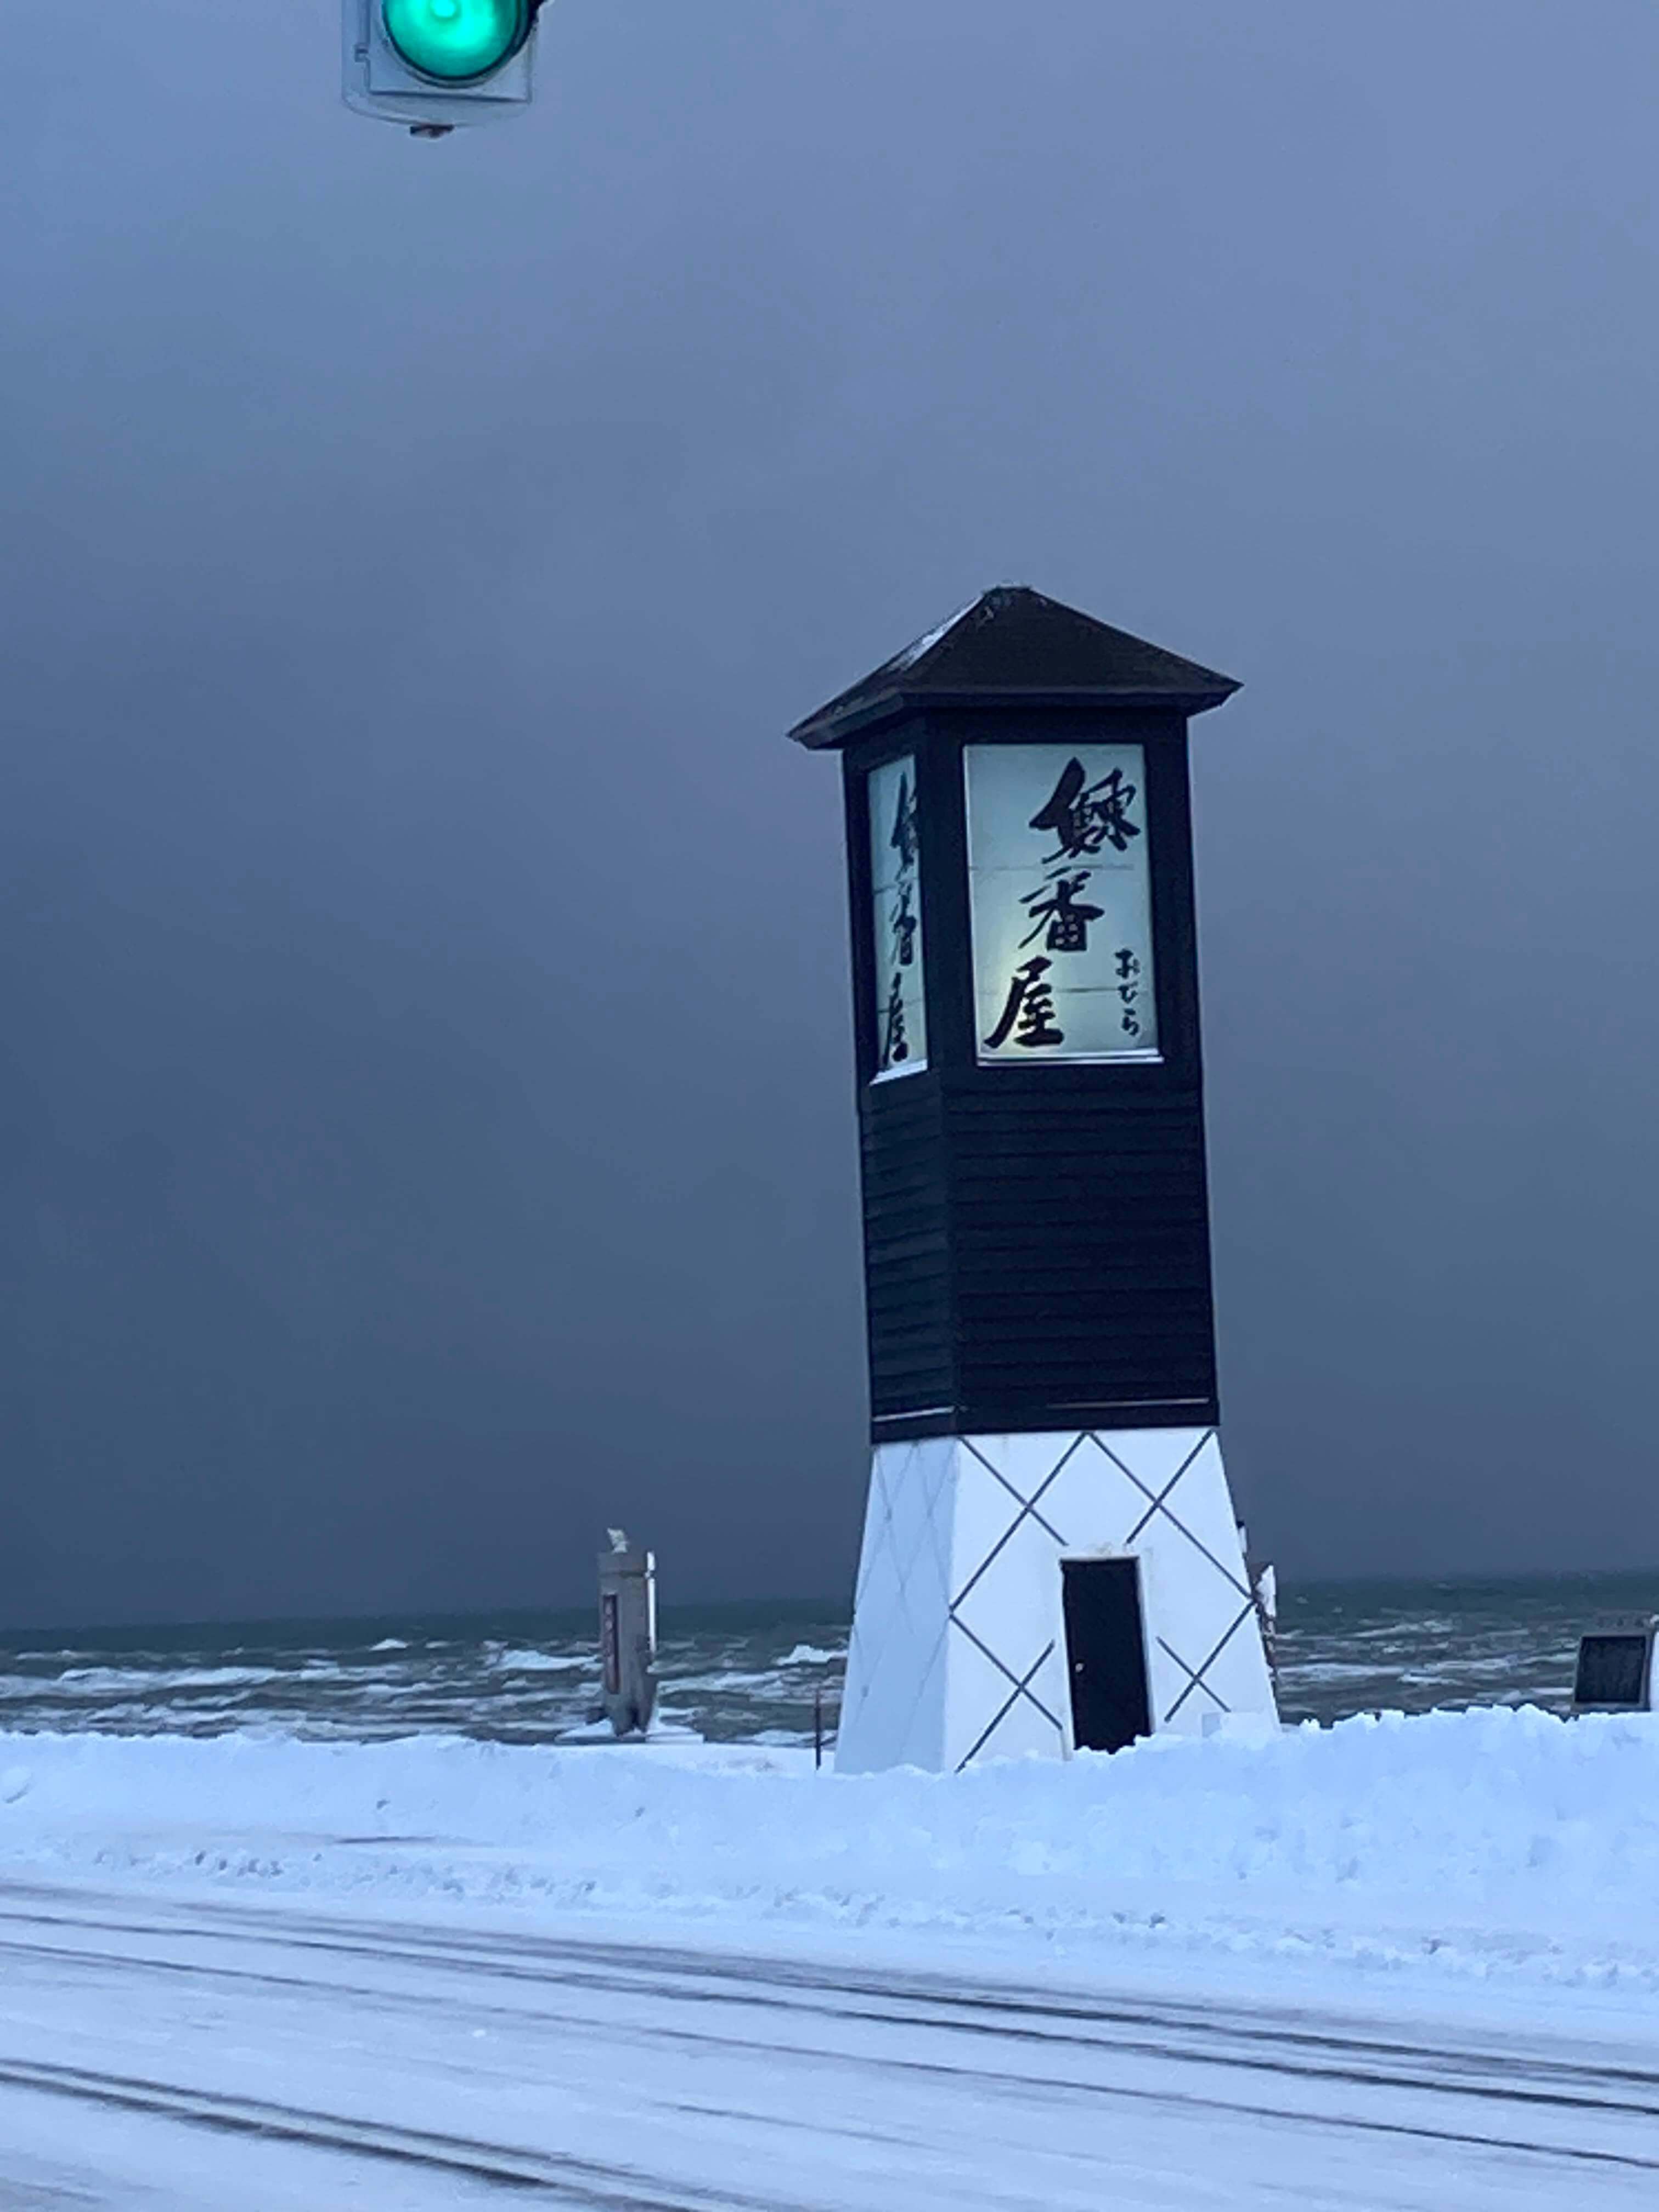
[2, 1707, 1658, 2204]
[4, 1702, 1659, 1991]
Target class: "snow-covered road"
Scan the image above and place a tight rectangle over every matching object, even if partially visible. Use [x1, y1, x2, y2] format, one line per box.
[1, 1879, 1656, 2210]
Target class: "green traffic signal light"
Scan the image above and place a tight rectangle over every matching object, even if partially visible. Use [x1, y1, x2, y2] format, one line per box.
[382, 0, 532, 84]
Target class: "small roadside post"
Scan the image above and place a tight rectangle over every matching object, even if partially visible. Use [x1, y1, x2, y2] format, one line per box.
[597, 1530, 657, 1739]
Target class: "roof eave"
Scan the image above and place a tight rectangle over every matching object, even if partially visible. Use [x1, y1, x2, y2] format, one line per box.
[788, 679, 1240, 752]
[788, 688, 909, 751]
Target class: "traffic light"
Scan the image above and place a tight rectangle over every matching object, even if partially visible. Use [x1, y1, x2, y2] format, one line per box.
[343, 0, 550, 134]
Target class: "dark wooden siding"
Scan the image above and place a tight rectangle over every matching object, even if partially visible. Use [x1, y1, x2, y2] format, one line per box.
[864, 1077, 1218, 1440]
[860, 1075, 955, 1420]
[943, 1081, 1217, 1434]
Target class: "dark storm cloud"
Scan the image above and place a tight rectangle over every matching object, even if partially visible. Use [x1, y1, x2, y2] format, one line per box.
[3, 3, 1657, 1623]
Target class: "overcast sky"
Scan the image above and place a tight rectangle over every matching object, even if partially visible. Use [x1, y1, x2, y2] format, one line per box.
[3, 3, 1657, 1627]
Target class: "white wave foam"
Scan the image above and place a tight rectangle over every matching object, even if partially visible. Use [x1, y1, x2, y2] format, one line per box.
[665, 1671, 784, 1695]
[53, 1666, 286, 1694]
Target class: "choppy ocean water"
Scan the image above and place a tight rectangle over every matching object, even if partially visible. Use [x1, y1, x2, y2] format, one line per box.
[2, 1575, 1656, 1748]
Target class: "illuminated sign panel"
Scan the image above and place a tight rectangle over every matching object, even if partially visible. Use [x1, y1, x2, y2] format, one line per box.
[966, 743, 1158, 1063]
[868, 755, 927, 1077]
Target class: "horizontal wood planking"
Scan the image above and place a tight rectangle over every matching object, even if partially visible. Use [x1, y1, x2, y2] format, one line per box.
[861, 1076, 956, 1415]
[859, 1074, 1218, 1432]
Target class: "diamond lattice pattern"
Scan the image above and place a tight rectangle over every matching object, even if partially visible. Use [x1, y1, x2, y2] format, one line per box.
[836, 1430, 1273, 1775]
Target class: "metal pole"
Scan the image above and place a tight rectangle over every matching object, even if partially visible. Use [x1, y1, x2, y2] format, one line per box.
[814, 1686, 823, 1770]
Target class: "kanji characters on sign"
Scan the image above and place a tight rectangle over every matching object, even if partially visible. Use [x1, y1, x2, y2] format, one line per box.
[868, 755, 927, 1076]
[966, 743, 1158, 1062]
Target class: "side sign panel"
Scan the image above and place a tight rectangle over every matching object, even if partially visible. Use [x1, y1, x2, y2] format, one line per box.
[868, 755, 927, 1078]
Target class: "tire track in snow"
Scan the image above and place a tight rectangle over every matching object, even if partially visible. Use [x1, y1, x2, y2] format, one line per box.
[0, 2056, 779, 2209]
[1, 1884, 1657, 2184]
[2, 1891, 1656, 2130]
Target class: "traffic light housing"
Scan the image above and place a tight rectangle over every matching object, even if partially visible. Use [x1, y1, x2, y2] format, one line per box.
[343, 0, 549, 133]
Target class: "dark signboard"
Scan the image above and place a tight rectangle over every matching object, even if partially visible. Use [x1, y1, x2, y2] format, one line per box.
[1572, 1633, 1651, 1711]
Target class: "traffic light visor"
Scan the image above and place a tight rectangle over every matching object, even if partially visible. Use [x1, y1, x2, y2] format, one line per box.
[382, 0, 532, 83]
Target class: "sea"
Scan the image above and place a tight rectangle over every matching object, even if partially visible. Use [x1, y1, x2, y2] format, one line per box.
[0, 1574, 1655, 1748]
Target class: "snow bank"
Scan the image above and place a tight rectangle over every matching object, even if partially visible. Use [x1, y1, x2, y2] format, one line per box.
[2, 1707, 1658, 1991]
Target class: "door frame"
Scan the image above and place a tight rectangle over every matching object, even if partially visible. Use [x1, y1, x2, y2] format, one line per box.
[1058, 1549, 1153, 1756]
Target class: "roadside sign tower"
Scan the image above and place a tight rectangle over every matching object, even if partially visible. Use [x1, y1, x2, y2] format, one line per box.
[791, 586, 1277, 1773]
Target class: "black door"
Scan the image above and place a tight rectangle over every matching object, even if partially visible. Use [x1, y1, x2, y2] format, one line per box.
[1062, 1557, 1152, 1753]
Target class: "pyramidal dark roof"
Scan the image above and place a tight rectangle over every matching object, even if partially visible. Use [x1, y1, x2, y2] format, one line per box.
[789, 585, 1239, 749]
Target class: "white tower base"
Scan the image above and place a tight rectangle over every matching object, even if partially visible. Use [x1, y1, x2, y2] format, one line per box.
[836, 1428, 1275, 1774]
